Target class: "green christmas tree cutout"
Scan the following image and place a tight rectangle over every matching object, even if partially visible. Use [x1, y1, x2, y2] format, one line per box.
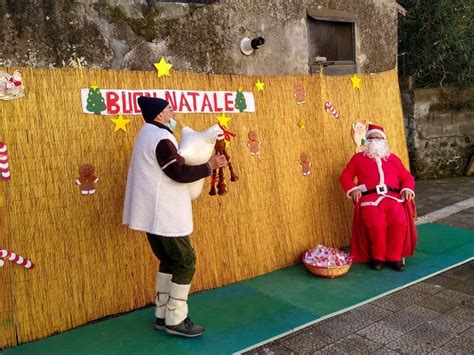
[86, 86, 106, 114]
[234, 89, 247, 112]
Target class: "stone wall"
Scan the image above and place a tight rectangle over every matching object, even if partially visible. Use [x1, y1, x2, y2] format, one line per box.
[400, 77, 416, 174]
[0, 0, 400, 75]
[401, 82, 474, 179]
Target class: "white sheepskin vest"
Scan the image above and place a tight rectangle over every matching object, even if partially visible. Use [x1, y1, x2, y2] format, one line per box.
[123, 124, 193, 237]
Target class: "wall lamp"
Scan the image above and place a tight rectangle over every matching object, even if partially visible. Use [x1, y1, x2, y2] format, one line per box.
[240, 37, 265, 56]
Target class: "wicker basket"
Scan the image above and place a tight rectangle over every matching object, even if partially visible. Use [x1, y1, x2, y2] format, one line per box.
[303, 258, 352, 278]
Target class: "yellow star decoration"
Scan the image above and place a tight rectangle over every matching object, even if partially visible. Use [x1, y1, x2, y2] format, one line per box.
[90, 84, 99, 90]
[297, 118, 305, 129]
[154, 57, 173, 78]
[111, 114, 131, 133]
[351, 75, 362, 89]
[216, 113, 231, 128]
[255, 79, 265, 91]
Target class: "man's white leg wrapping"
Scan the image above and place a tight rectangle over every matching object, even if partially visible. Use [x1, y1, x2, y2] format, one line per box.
[166, 282, 191, 326]
[155, 272, 172, 319]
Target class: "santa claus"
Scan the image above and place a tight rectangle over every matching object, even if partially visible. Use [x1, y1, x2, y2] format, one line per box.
[340, 124, 417, 271]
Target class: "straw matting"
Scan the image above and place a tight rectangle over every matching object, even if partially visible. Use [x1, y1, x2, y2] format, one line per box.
[0, 67, 409, 347]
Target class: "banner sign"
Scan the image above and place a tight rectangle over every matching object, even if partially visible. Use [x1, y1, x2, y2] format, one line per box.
[81, 88, 255, 115]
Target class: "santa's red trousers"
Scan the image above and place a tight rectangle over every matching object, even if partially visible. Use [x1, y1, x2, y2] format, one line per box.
[360, 198, 407, 262]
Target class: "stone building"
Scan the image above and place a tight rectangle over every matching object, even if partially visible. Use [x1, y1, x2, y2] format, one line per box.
[4, 0, 470, 178]
[0, 0, 404, 75]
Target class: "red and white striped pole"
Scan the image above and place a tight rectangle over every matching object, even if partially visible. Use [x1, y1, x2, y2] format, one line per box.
[0, 142, 11, 180]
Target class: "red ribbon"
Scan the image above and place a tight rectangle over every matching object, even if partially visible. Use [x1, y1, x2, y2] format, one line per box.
[218, 124, 237, 141]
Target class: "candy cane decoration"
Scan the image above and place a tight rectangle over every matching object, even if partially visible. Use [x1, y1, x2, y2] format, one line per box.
[324, 102, 340, 119]
[0, 141, 11, 180]
[0, 249, 34, 269]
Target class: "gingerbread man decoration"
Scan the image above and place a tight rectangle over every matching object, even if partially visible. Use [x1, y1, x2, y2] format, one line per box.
[247, 130, 261, 156]
[209, 127, 239, 196]
[300, 152, 312, 176]
[294, 81, 306, 104]
[75, 164, 99, 195]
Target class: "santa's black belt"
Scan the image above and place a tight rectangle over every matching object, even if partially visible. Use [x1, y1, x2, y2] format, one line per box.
[361, 186, 400, 196]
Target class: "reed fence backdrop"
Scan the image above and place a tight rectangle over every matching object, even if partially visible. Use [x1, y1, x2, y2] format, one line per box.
[0, 67, 409, 348]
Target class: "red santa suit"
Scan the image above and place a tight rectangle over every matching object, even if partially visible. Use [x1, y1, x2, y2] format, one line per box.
[340, 130, 416, 263]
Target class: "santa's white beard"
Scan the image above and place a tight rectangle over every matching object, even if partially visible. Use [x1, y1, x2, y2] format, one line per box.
[364, 140, 391, 159]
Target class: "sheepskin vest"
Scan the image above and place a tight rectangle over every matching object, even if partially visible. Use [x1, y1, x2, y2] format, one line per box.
[123, 124, 193, 236]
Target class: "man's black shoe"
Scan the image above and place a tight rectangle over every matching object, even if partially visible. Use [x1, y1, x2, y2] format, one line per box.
[386, 261, 405, 271]
[370, 259, 384, 270]
[165, 317, 205, 337]
[155, 317, 165, 330]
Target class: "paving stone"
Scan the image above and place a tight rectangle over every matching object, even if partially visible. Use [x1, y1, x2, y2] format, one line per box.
[334, 333, 383, 354]
[437, 289, 473, 303]
[407, 281, 445, 295]
[370, 347, 399, 354]
[438, 213, 474, 230]
[462, 297, 474, 310]
[357, 322, 405, 345]
[380, 304, 440, 332]
[344, 303, 393, 322]
[447, 306, 474, 322]
[416, 289, 472, 313]
[428, 313, 473, 334]
[373, 287, 431, 312]
[312, 343, 349, 355]
[449, 277, 474, 296]
[406, 322, 457, 347]
[244, 342, 296, 355]
[280, 331, 327, 354]
[442, 262, 474, 280]
[427, 348, 455, 354]
[422, 274, 460, 289]
[440, 335, 474, 354]
[308, 309, 380, 343]
[372, 296, 415, 312]
[415, 295, 455, 313]
[386, 333, 437, 354]
[459, 326, 474, 340]
[334, 309, 379, 331]
[308, 317, 354, 343]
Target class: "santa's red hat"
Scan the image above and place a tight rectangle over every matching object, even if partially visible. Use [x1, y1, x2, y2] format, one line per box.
[366, 124, 386, 139]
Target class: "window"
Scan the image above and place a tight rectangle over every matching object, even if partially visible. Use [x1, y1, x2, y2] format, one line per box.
[307, 10, 356, 75]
